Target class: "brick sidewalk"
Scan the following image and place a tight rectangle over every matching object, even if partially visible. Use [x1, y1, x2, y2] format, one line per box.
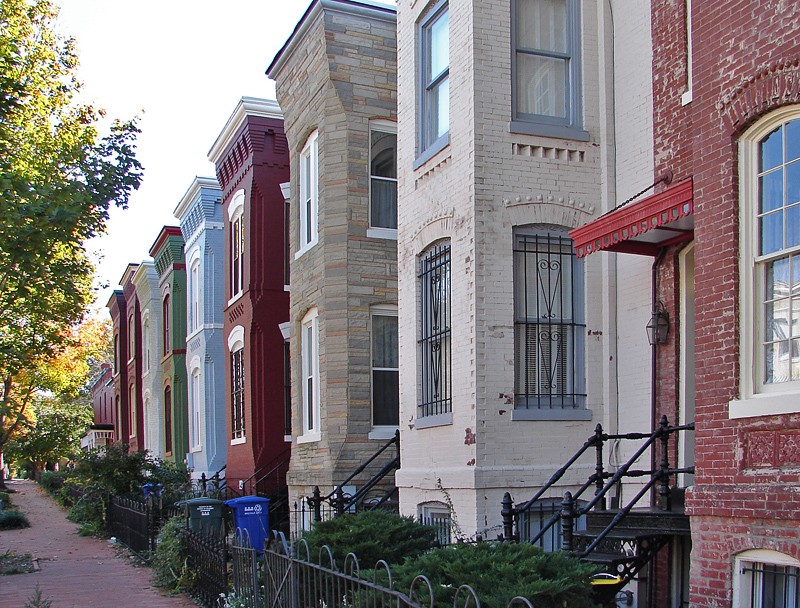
[0, 480, 198, 608]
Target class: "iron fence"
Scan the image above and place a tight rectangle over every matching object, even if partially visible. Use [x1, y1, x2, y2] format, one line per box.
[183, 527, 229, 608]
[231, 530, 262, 608]
[109, 495, 183, 558]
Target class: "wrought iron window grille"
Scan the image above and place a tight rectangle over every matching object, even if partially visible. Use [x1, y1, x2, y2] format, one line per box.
[418, 242, 451, 418]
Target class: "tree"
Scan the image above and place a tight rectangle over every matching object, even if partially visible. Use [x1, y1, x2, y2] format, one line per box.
[0, 0, 143, 486]
[5, 318, 112, 472]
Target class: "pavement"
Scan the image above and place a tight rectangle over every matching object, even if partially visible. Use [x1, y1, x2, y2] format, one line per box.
[0, 479, 198, 608]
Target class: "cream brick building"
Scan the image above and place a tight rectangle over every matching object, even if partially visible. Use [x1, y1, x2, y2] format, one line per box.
[268, 0, 399, 522]
[394, 0, 656, 539]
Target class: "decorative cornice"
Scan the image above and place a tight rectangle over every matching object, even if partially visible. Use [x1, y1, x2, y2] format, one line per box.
[208, 97, 283, 165]
[149, 226, 183, 258]
[119, 263, 140, 288]
[266, 0, 396, 79]
[717, 57, 800, 134]
[174, 176, 220, 219]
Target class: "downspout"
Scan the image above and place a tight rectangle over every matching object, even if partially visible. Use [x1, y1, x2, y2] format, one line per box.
[650, 247, 667, 485]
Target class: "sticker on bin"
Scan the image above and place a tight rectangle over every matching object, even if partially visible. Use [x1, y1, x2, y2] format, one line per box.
[243, 504, 263, 515]
[198, 506, 215, 516]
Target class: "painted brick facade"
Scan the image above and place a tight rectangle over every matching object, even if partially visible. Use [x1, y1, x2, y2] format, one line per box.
[269, 0, 399, 518]
[175, 177, 228, 479]
[208, 98, 291, 491]
[120, 265, 144, 453]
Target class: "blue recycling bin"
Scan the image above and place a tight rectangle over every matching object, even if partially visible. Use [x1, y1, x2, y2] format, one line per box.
[224, 496, 270, 551]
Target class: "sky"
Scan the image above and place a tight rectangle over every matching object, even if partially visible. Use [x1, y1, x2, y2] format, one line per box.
[51, 0, 317, 316]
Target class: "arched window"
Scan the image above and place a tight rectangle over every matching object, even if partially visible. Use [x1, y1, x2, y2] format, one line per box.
[229, 189, 245, 299]
[164, 386, 173, 454]
[163, 295, 171, 353]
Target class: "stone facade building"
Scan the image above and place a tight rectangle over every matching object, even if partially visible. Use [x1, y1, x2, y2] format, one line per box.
[174, 177, 228, 480]
[268, 0, 399, 521]
[207, 98, 291, 493]
[150, 227, 189, 464]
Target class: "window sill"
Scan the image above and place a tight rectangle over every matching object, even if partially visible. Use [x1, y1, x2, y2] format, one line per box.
[681, 89, 693, 106]
[227, 292, 244, 308]
[367, 227, 398, 240]
[729, 391, 800, 419]
[230, 436, 246, 446]
[509, 120, 590, 142]
[284, 435, 292, 442]
[297, 432, 321, 444]
[284, 284, 290, 292]
[413, 133, 449, 171]
[369, 426, 399, 440]
[295, 239, 318, 260]
[511, 408, 593, 421]
[190, 446, 203, 453]
[414, 412, 452, 429]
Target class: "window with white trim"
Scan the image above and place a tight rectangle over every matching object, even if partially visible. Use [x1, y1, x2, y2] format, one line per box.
[230, 190, 245, 299]
[231, 348, 245, 441]
[418, 502, 452, 546]
[143, 317, 150, 373]
[128, 315, 135, 362]
[737, 110, 800, 415]
[513, 227, 586, 413]
[163, 295, 171, 354]
[129, 383, 137, 439]
[511, 0, 586, 140]
[300, 308, 320, 440]
[190, 258, 200, 332]
[371, 307, 399, 428]
[299, 131, 319, 253]
[734, 550, 800, 608]
[190, 369, 201, 449]
[417, 2, 449, 164]
[370, 125, 397, 233]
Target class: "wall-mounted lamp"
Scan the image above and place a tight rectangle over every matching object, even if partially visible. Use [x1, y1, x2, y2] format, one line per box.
[646, 302, 670, 346]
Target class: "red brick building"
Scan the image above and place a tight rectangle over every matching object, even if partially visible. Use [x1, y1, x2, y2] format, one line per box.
[573, 0, 800, 605]
[207, 97, 291, 494]
[107, 289, 130, 445]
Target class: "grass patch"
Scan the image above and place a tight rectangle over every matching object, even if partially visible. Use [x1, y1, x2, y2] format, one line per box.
[0, 549, 36, 575]
[0, 510, 30, 530]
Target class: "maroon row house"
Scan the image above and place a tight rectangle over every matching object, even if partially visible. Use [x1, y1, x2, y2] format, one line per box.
[207, 97, 291, 500]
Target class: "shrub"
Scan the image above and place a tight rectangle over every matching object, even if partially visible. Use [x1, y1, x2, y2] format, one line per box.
[389, 542, 601, 608]
[0, 490, 11, 507]
[38, 472, 68, 497]
[151, 516, 195, 593]
[301, 510, 439, 568]
[0, 510, 30, 530]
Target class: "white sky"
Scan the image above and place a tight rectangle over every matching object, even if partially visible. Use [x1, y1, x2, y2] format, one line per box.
[52, 0, 315, 316]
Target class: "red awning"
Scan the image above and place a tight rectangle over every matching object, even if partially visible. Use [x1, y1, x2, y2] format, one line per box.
[569, 178, 694, 258]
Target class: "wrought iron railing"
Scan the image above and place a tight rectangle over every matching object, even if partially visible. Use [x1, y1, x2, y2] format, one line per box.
[501, 415, 695, 549]
[183, 527, 229, 608]
[240, 448, 291, 498]
[109, 495, 179, 558]
[307, 430, 400, 521]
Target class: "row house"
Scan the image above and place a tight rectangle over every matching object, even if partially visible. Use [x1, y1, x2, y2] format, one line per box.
[395, 0, 616, 541]
[174, 177, 228, 481]
[267, 0, 399, 520]
[132, 261, 165, 458]
[149, 227, 190, 465]
[81, 363, 115, 451]
[569, 0, 800, 607]
[207, 97, 291, 494]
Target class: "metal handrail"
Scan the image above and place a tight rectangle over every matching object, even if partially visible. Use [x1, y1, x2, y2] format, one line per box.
[502, 415, 695, 544]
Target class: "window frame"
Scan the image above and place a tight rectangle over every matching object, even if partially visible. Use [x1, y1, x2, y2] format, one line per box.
[162, 295, 171, 354]
[299, 308, 321, 443]
[164, 385, 173, 454]
[229, 189, 246, 303]
[511, 226, 589, 420]
[733, 550, 800, 608]
[370, 305, 399, 437]
[415, 1, 450, 169]
[190, 257, 201, 333]
[190, 368, 202, 450]
[732, 107, 800, 419]
[509, 0, 589, 141]
[128, 314, 135, 363]
[297, 131, 319, 257]
[368, 121, 398, 239]
[417, 241, 452, 427]
[129, 383, 137, 440]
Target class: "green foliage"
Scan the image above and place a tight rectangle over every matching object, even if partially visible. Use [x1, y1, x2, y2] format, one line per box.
[151, 516, 196, 593]
[389, 542, 601, 608]
[0, 490, 11, 506]
[23, 585, 52, 608]
[62, 445, 190, 533]
[0, 0, 141, 467]
[37, 471, 67, 496]
[302, 511, 439, 568]
[0, 509, 30, 530]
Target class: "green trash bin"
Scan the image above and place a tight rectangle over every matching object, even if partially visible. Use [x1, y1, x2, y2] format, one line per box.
[180, 498, 224, 536]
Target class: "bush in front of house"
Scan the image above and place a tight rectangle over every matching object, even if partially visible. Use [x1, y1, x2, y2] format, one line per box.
[389, 541, 602, 608]
[150, 515, 196, 593]
[301, 510, 440, 568]
[0, 510, 30, 530]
